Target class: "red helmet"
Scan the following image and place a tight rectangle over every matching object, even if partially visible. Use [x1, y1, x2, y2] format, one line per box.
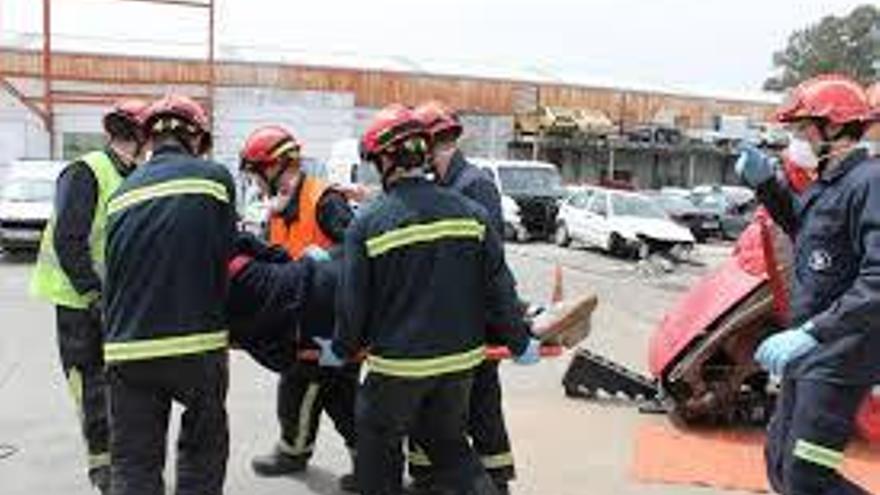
[239, 125, 301, 172]
[143, 94, 212, 153]
[867, 82, 880, 122]
[414, 100, 463, 141]
[102, 99, 149, 141]
[361, 104, 429, 161]
[774, 74, 870, 126]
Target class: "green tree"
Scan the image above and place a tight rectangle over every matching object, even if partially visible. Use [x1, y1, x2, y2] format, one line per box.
[764, 4, 880, 91]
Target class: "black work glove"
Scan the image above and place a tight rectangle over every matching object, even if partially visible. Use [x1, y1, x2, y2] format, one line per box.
[234, 232, 291, 263]
[87, 295, 103, 325]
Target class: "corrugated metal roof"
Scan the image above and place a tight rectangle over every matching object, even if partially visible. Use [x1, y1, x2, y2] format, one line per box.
[0, 31, 782, 105]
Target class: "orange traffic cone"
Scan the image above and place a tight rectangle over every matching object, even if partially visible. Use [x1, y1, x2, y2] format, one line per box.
[551, 263, 564, 303]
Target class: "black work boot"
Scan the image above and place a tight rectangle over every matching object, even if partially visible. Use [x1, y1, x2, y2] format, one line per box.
[88, 465, 110, 494]
[339, 452, 358, 492]
[493, 481, 510, 495]
[339, 472, 358, 493]
[251, 447, 307, 476]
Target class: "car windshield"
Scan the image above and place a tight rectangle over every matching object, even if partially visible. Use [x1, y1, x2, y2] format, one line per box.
[2, 178, 55, 202]
[611, 194, 668, 219]
[656, 195, 695, 212]
[497, 166, 562, 195]
[693, 193, 728, 213]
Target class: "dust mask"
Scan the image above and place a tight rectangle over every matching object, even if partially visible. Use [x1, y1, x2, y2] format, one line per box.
[786, 138, 819, 170]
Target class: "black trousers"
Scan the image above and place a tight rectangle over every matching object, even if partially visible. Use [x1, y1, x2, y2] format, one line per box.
[107, 352, 229, 495]
[56, 306, 110, 483]
[410, 360, 514, 484]
[357, 370, 497, 495]
[276, 360, 359, 460]
[766, 373, 871, 495]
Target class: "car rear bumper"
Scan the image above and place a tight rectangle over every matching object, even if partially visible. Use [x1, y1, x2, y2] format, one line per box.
[0, 221, 46, 251]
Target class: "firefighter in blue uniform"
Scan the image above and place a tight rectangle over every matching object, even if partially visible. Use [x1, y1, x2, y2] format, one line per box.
[238, 127, 358, 490]
[737, 75, 878, 495]
[409, 101, 517, 494]
[103, 94, 236, 495]
[30, 99, 149, 494]
[315, 104, 542, 495]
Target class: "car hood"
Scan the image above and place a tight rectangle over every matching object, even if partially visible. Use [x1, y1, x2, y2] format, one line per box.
[0, 201, 53, 222]
[506, 190, 565, 200]
[612, 216, 695, 243]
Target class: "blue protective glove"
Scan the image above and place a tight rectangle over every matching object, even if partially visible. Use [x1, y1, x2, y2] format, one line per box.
[735, 145, 775, 188]
[303, 245, 331, 262]
[313, 337, 345, 368]
[513, 338, 542, 365]
[754, 322, 818, 376]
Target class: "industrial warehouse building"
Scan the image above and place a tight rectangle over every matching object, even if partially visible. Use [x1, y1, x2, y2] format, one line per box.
[0, 47, 779, 188]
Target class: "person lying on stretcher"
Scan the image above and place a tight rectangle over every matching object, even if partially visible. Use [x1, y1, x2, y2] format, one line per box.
[226, 232, 598, 371]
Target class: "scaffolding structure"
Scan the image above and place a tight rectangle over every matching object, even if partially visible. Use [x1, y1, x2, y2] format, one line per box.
[0, 0, 215, 158]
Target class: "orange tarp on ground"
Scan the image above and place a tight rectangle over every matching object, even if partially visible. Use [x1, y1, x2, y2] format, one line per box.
[632, 419, 880, 493]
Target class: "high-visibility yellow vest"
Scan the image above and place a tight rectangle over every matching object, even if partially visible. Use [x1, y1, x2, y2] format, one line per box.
[30, 151, 124, 309]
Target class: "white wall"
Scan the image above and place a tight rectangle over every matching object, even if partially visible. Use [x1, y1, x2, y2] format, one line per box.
[213, 87, 356, 172]
[0, 84, 50, 166]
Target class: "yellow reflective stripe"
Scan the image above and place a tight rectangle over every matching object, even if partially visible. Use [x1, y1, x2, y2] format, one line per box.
[366, 219, 485, 258]
[408, 446, 431, 466]
[104, 331, 228, 363]
[367, 346, 485, 378]
[89, 452, 111, 469]
[278, 438, 313, 457]
[67, 367, 84, 415]
[293, 383, 321, 455]
[270, 140, 298, 160]
[793, 439, 844, 470]
[107, 178, 229, 216]
[482, 452, 514, 469]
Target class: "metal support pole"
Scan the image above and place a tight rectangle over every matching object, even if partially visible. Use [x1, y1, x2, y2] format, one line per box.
[608, 147, 616, 180]
[43, 0, 55, 158]
[688, 153, 696, 187]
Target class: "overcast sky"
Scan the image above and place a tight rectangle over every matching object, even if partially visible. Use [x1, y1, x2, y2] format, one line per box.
[0, 0, 870, 97]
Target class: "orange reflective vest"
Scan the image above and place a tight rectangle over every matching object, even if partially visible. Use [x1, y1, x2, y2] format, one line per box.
[269, 176, 334, 259]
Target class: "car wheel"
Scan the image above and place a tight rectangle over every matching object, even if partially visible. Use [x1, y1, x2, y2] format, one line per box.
[503, 222, 516, 241]
[607, 233, 626, 257]
[555, 222, 571, 247]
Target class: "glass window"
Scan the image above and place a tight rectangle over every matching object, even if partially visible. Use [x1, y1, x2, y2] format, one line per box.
[497, 166, 562, 195]
[570, 189, 593, 209]
[1, 178, 55, 202]
[610, 193, 667, 219]
[62, 133, 104, 161]
[587, 192, 608, 216]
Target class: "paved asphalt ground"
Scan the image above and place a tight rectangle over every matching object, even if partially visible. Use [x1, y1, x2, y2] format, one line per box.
[0, 241, 754, 495]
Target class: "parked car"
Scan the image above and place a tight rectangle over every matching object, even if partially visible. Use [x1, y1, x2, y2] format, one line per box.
[643, 191, 720, 242]
[0, 161, 64, 253]
[472, 159, 565, 241]
[555, 186, 695, 258]
[690, 187, 757, 240]
[626, 124, 683, 145]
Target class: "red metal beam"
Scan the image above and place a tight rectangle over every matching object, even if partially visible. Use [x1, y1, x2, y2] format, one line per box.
[0, 77, 50, 128]
[116, 0, 210, 8]
[207, 0, 215, 133]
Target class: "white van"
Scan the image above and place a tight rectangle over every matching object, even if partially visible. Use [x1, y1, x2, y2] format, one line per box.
[326, 138, 380, 188]
[469, 159, 564, 241]
[0, 160, 65, 253]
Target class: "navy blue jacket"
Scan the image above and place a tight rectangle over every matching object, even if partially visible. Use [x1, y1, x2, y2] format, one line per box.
[104, 143, 237, 364]
[763, 149, 880, 384]
[227, 233, 342, 371]
[439, 151, 504, 235]
[53, 146, 133, 296]
[333, 176, 529, 377]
